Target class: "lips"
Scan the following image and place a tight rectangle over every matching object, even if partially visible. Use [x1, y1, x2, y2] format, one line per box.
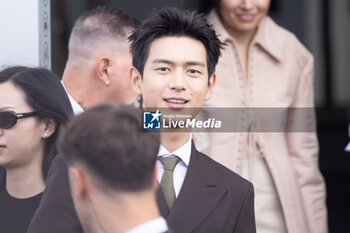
[236, 14, 255, 22]
[0, 145, 6, 152]
[164, 97, 189, 109]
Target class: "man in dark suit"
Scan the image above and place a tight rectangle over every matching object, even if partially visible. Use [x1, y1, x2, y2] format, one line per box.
[27, 6, 139, 233]
[57, 105, 171, 233]
[61, 6, 139, 114]
[155, 142, 255, 233]
[27, 7, 255, 233]
[129, 7, 256, 233]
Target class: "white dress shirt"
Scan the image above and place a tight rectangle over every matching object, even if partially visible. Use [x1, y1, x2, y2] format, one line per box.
[346, 143, 350, 152]
[346, 124, 350, 152]
[156, 135, 192, 198]
[60, 81, 84, 115]
[126, 217, 168, 233]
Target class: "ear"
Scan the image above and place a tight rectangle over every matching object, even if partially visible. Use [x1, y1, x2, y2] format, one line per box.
[152, 166, 159, 189]
[96, 57, 112, 85]
[41, 118, 57, 139]
[130, 66, 142, 96]
[68, 166, 89, 202]
[205, 73, 216, 101]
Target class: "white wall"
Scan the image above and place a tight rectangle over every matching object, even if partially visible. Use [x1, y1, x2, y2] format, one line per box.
[0, 0, 50, 70]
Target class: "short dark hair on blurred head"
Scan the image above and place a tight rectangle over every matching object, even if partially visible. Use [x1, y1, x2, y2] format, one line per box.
[128, 7, 224, 78]
[58, 105, 159, 192]
[72, 6, 138, 40]
[69, 6, 139, 58]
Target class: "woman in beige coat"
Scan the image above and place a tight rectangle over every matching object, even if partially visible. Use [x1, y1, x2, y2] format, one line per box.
[196, 0, 328, 233]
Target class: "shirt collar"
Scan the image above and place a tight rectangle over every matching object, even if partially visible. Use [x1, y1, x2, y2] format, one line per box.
[346, 142, 350, 152]
[127, 95, 140, 108]
[60, 81, 84, 115]
[157, 135, 192, 167]
[207, 9, 232, 44]
[252, 16, 283, 61]
[126, 216, 168, 233]
[207, 9, 283, 62]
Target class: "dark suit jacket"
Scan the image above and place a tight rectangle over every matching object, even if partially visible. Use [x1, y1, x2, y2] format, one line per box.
[27, 145, 255, 233]
[27, 155, 83, 233]
[27, 156, 171, 233]
[157, 142, 256, 233]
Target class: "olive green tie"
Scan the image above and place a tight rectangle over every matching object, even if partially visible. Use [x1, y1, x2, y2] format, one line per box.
[158, 156, 180, 210]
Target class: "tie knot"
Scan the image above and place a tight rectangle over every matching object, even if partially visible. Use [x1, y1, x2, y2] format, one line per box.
[158, 156, 180, 171]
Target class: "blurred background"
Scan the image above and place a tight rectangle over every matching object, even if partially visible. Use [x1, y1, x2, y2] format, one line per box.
[2, 0, 350, 232]
[51, 1, 350, 229]
[51, 0, 350, 107]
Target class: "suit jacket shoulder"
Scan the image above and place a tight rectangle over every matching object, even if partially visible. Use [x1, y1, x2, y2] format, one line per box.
[197, 147, 252, 190]
[158, 142, 256, 233]
[27, 155, 83, 233]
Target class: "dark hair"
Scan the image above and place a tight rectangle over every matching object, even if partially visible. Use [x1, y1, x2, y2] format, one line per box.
[70, 6, 139, 45]
[198, 0, 219, 14]
[58, 105, 159, 192]
[128, 7, 224, 78]
[0, 66, 73, 184]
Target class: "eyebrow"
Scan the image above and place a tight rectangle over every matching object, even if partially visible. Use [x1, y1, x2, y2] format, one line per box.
[152, 59, 206, 67]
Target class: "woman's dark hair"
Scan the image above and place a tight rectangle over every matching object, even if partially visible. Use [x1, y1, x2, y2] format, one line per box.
[0, 66, 73, 185]
[198, 0, 219, 14]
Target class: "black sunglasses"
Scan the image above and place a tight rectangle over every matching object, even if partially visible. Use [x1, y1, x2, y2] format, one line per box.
[0, 111, 37, 129]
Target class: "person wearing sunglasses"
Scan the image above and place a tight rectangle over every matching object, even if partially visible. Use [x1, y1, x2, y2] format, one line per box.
[0, 66, 73, 233]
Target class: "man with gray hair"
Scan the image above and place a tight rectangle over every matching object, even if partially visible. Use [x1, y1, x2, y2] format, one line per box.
[27, 6, 139, 233]
[62, 6, 139, 114]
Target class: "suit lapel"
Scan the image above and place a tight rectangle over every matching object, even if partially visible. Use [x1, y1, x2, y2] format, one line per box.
[166, 142, 228, 233]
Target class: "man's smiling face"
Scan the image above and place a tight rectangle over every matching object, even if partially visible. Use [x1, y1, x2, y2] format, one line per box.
[131, 36, 216, 111]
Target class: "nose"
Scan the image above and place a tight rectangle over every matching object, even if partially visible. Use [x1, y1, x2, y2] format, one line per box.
[0, 128, 4, 136]
[241, 0, 254, 10]
[170, 69, 186, 91]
